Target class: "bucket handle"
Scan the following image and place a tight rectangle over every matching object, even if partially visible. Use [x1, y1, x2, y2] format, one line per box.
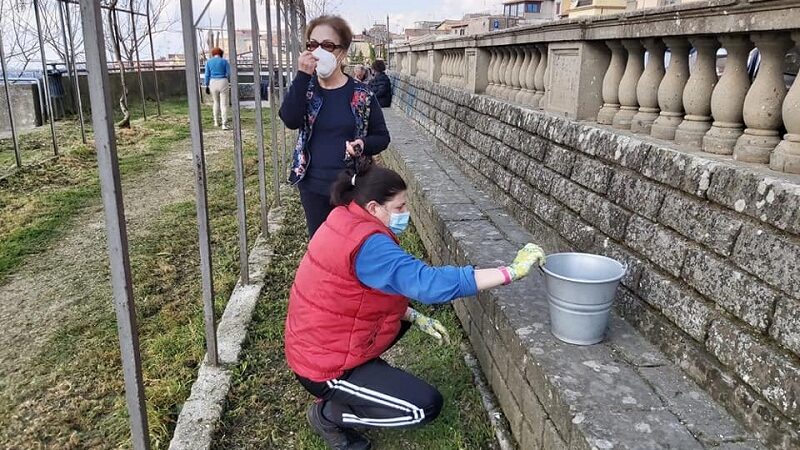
[537, 261, 629, 276]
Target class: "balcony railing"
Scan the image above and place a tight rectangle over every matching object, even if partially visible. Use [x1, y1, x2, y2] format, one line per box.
[390, 0, 800, 174]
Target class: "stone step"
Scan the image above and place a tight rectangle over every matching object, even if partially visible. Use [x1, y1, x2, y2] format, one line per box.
[381, 108, 766, 450]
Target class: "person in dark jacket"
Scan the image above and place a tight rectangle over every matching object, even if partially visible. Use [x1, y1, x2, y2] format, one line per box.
[279, 15, 390, 238]
[368, 60, 392, 108]
[285, 159, 546, 450]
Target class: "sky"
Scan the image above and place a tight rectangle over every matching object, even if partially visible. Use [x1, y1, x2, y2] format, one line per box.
[155, 0, 502, 56]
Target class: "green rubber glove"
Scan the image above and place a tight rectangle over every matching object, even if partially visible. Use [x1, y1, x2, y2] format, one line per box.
[508, 243, 546, 281]
[406, 307, 451, 345]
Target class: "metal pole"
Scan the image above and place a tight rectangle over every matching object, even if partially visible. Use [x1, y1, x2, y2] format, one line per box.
[274, 0, 288, 174]
[78, 1, 150, 448]
[264, 0, 281, 206]
[130, 4, 147, 120]
[282, 1, 293, 85]
[0, 33, 21, 168]
[193, 0, 215, 28]
[387, 15, 391, 65]
[289, 0, 300, 75]
[249, 0, 269, 236]
[62, 2, 87, 143]
[33, 0, 59, 156]
[225, 0, 251, 285]
[145, 0, 161, 115]
[57, 2, 75, 116]
[178, 0, 219, 367]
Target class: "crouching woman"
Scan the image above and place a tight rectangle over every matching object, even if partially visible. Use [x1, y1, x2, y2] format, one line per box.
[284, 160, 545, 450]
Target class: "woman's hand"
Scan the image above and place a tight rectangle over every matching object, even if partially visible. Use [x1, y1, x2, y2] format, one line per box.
[406, 307, 451, 345]
[508, 243, 546, 281]
[345, 139, 365, 159]
[298, 50, 318, 75]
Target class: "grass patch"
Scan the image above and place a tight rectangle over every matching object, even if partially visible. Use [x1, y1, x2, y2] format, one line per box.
[0, 101, 190, 284]
[0, 102, 279, 448]
[213, 208, 495, 449]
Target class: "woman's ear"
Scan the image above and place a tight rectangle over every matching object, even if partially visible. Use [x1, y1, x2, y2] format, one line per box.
[364, 200, 378, 216]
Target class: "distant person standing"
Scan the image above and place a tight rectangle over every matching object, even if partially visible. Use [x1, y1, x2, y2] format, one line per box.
[204, 47, 231, 130]
[368, 60, 392, 108]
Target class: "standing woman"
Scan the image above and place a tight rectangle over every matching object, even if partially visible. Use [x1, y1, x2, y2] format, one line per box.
[204, 47, 231, 130]
[368, 60, 392, 108]
[285, 160, 546, 450]
[280, 15, 390, 238]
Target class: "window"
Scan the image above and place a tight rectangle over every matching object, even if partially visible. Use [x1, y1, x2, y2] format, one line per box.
[525, 2, 541, 13]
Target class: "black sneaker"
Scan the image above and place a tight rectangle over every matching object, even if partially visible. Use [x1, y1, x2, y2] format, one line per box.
[306, 402, 372, 450]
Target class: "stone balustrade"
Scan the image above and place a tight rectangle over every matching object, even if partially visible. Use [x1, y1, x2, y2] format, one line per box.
[439, 49, 467, 88]
[390, 0, 800, 175]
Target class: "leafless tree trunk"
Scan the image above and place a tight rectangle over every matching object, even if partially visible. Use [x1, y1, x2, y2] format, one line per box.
[304, 0, 341, 19]
[108, 0, 130, 128]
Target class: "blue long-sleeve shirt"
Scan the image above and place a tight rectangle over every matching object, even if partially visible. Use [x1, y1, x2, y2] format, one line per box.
[204, 57, 230, 86]
[355, 234, 478, 304]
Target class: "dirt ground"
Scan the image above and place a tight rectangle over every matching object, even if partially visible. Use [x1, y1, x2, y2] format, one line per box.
[0, 127, 227, 406]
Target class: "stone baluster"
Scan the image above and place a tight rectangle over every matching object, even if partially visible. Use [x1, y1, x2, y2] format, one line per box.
[523, 45, 541, 105]
[486, 48, 499, 96]
[533, 44, 548, 107]
[450, 52, 457, 85]
[613, 40, 645, 129]
[651, 38, 691, 140]
[631, 39, 666, 134]
[509, 47, 524, 101]
[597, 41, 627, 125]
[451, 52, 457, 86]
[771, 31, 800, 174]
[515, 47, 532, 103]
[675, 37, 720, 146]
[500, 47, 513, 100]
[734, 33, 793, 163]
[441, 53, 447, 85]
[540, 47, 551, 108]
[703, 35, 753, 154]
[456, 53, 463, 87]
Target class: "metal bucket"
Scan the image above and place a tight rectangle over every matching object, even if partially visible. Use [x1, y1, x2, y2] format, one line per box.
[541, 253, 626, 345]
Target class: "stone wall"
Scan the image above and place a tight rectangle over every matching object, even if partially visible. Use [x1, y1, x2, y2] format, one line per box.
[390, 71, 800, 448]
[391, 0, 800, 176]
[62, 69, 189, 114]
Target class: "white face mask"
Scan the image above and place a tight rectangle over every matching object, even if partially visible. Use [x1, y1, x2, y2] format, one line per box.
[312, 47, 338, 79]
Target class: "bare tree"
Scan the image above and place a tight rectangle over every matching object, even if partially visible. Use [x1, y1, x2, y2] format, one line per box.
[0, 0, 44, 73]
[101, 0, 176, 68]
[303, 0, 341, 19]
[107, 0, 131, 127]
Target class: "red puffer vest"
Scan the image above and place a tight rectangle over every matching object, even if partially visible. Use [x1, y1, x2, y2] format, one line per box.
[284, 202, 408, 382]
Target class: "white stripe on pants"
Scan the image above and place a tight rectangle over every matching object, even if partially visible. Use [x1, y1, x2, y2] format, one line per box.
[209, 78, 229, 126]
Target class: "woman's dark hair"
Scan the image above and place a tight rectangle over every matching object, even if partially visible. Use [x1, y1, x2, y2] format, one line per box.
[331, 158, 406, 207]
[372, 59, 386, 73]
[306, 15, 353, 51]
[211, 47, 224, 57]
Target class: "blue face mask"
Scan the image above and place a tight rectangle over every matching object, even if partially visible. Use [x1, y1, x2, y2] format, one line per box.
[388, 211, 410, 235]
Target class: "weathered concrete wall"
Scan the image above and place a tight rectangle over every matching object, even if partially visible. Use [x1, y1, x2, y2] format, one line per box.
[60, 69, 189, 114]
[390, 71, 800, 449]
[0, 83, 41, 133]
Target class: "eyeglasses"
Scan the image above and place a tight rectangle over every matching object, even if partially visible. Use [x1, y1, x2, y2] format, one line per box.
[306, 40, 343, 52]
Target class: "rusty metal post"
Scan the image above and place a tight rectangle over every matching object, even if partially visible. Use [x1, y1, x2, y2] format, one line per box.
[179, 0, 219, 366]
[225, 0, 251, 285]
[79, 0, 150, 447]
[33, 0, 59, 156]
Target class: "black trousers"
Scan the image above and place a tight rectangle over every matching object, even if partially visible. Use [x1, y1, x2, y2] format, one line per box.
[296, 322, 444, 429]
[299, 188, 335, 239]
